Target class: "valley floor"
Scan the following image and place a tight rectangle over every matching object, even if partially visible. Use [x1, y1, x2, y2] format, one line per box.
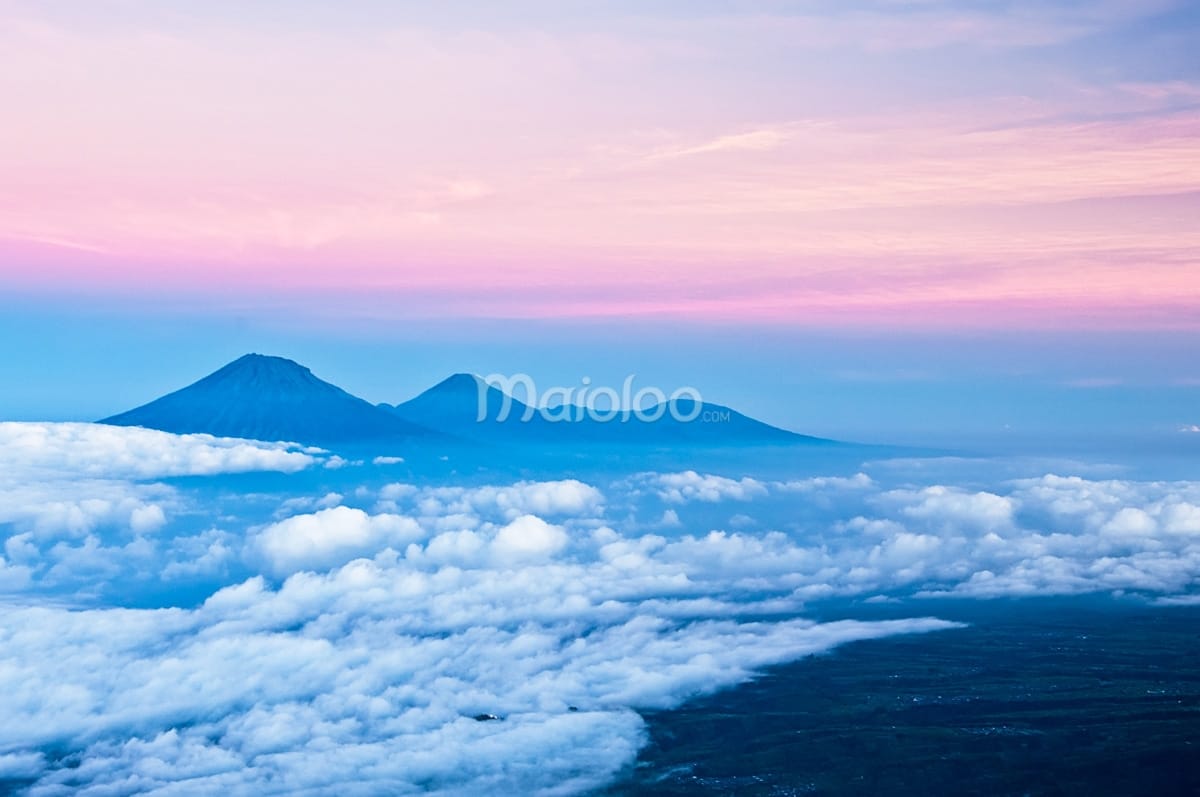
[611, 601, 1200, 796]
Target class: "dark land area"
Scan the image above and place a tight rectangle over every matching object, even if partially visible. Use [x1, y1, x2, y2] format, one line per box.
[610, 601, 1200, 796]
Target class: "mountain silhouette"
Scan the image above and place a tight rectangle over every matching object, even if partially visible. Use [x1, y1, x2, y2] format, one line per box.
[379, 374, 532, 430]
[102, 356, 827, 448]
[381, 373, 822, 446]
[100, 354, 438, 444]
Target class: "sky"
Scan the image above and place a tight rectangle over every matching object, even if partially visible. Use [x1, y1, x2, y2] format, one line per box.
[0, 0, 1198, 441]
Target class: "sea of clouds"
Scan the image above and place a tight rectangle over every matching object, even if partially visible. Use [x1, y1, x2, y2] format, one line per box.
[1, 421, 1198, 793]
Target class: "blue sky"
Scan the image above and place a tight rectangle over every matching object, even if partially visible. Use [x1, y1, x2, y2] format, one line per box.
[1, 0, 1197, 445]
[3, 300, 1197, 448]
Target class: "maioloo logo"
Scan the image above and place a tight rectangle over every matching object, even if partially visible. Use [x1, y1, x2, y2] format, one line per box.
[477, 374, 710, 423]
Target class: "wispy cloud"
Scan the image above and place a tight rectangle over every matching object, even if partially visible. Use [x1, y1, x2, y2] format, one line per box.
[0, 1, 1195, 329]
[722, 0, 1185, 51]
[646, 127, 793, 162]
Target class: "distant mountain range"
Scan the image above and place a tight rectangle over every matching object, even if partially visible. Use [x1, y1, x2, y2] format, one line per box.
[380, 373, 813, 445]
[101, 354, 830, 448]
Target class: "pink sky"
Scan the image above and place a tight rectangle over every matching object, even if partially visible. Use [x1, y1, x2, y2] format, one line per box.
[1, 1, 1197, 328]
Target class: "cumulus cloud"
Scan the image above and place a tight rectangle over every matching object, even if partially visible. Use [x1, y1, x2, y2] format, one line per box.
[889, 485, 1016, 534]
[322, 455, 363, 469]
[633, 471, 872, 506]
[0, 556, 32, 591]
[616, 470, 1200, 602]
[659, 509, 683, 528]
[647, 471, 769, 503]
[0, 479, 175, 542]
[376, 479, 604, 520]
[0, 424, 330, 595]
[253, 507, 424, 575]
[128, 504, 167, 534]
[161, 529, 237, 581]
[491, 514, 569, 563]
[275, 492, 343, 518]
[0, 422, 317, 480]
[778, 473, 874, 492]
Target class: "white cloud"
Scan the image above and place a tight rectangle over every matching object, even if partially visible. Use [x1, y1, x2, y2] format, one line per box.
[1161, 503, 1200, 536]
[378, 482, 417, 501]
[253, 506, 424, 575]
[161, 529, 236, 581]
[5, 426, 1200, 793]
[322, 455, 363, 469]
[491, 515, 569, 563]
[0, 422, 317, 480]
[275, 492, 343, 518]
[1101, 506, 1157, 538]
[129, 504, 167, 534]
[4, 533, 38, 564]
[0, 423, 326, 589]
[0, 560, 954, 795]
[422, 528, 487, 566]
[372, 455, 405, 465]
[648, 471, 768, 503]
[473, 479, 604, 517]
[777, 473, 874, 492]
[0, 479, 175, 541]
[634, 471, 871, 507]
[889, 485, 1016, 534]
[613, 471, 1200, 602]
[0, 556, 32, 591]
[0, 751, 44, 780]
[377, 479, 604, 521]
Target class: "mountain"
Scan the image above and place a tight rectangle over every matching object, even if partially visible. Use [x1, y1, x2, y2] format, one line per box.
[379, 374, 534, 431]
[102, 357, 828, 448]
[381, 373, 825, 447]
[101, 354, 438, 444]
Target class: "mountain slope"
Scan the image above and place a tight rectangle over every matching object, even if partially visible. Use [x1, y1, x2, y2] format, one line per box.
[101, 354, 437, 444]
[382, 374, 826, 446]
[380, 373, 534, 430]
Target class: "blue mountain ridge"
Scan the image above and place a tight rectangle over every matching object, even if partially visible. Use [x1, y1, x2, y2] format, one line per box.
[379, 373, 824, 446]
[101, 355, 830, 447]
[101, 354, 439, 444]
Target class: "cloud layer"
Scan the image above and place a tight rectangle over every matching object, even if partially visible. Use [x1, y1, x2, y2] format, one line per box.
[0, 422, 317, 480]
[0, 423, 327, 593]
[3, 424, 1200, 792]
[0, 426, 964, 793]
[0, 574, 951, 794]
